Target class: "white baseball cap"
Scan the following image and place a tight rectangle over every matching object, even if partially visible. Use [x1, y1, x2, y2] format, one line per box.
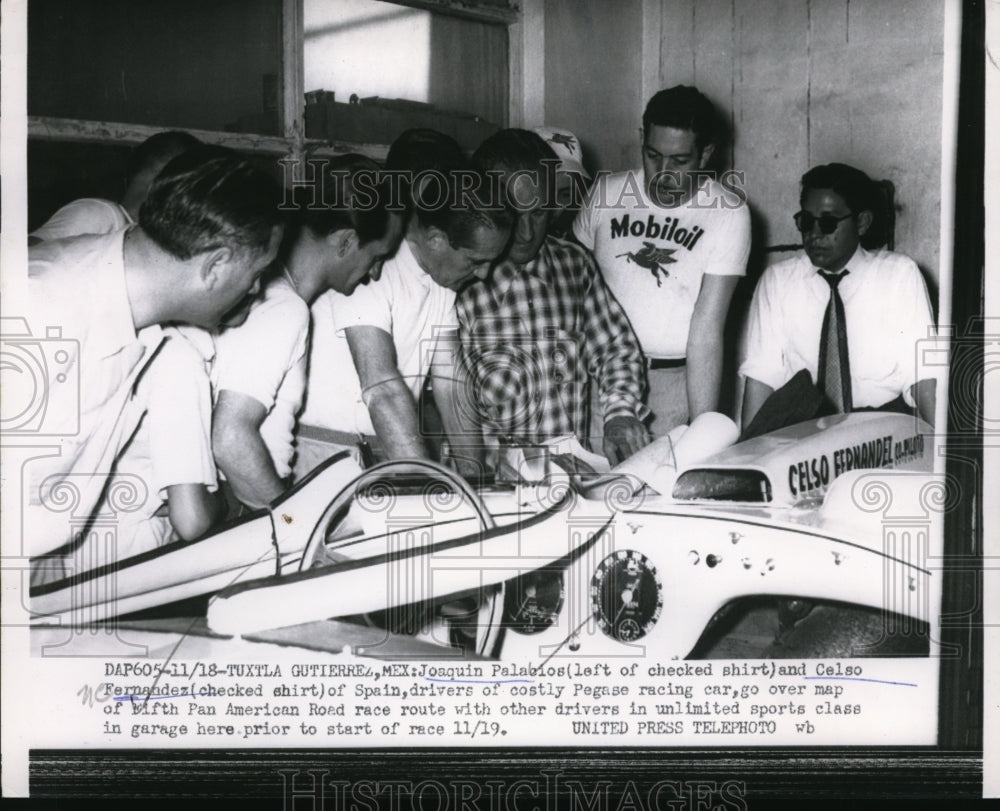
[532, 127, 591, 181]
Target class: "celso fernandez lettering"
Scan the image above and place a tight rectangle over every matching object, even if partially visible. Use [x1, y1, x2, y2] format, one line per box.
[788, 454, 832, 497]
[786, 433, 926, 497]
[832, 435, 895, 478]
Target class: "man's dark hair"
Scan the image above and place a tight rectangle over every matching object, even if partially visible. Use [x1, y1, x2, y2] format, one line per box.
[140, 144, 284, 260]
[387, 128, 512, 249]
[292, 153, 395, 246]
[642, 85, 719, 152]
[436, 189, 513, 250]
[472, 128, 558, 210]
[386, 128, 466, 176]
[472, 128, 557, 175]
[125, 130, 201, 187]
[799, 163, 876, 214]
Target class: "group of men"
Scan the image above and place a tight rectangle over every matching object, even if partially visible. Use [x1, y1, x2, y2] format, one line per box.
[22, 84, 936, 581]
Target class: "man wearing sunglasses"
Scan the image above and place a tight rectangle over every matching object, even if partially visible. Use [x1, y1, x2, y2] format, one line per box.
[740, 163, 936, 431]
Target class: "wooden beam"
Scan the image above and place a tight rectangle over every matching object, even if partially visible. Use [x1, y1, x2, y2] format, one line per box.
[281, 0, 306, 148]
[308, 140, 389, 162]
[389, 0, 518, 26]
[28, 116, 388, 162]
[27, 116, 296, 155]
[508, 0, 542, 128]
[641, 0, 662, 108]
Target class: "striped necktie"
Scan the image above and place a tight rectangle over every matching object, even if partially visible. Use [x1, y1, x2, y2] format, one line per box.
[817, 270, 852, 412]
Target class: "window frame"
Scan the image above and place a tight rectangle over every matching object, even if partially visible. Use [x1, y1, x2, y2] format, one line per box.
[26, 0, 530, 165]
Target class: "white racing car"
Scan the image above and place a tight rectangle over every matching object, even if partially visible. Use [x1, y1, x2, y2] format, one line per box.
[30, 411, 937, 661]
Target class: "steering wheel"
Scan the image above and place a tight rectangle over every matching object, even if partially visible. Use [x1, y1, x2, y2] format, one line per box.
[299, 458, 505, 658]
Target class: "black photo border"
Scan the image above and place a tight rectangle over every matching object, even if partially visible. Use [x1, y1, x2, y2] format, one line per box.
[12, 0, 990, 804]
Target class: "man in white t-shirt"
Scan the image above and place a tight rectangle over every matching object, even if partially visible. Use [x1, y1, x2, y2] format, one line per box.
[212, 156, 406, 506]
[299, 130, 513, 465]
[574, 86, 750, 436]
[29, 130, 201, 244]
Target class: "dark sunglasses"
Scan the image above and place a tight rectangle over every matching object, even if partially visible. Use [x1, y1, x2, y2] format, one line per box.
[793, 211, 854, 235]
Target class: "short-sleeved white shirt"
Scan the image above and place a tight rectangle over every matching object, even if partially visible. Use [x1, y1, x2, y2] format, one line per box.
[212, 275, 309, 479]
[300, 238, 457, 435]
[24, 230, 163, 556]
[30, 198, 132, 242]
[739, 245, 936, 408]
[574, 170, 750, 358]
[71, 328, 217, 568]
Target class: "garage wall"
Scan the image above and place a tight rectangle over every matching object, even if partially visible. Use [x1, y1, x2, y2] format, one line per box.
[542, 0, 947, 291]
[657, 0, 945, 290]
[543, 0, 645, 173]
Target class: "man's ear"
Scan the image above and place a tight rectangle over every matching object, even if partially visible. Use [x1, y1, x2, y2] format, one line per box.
[330, 229, 357, 257]
[199, 246, 234, 290]
[422, 224, 449, 253]
[698, 143, 716, 169]
[856, 209, 873, 237]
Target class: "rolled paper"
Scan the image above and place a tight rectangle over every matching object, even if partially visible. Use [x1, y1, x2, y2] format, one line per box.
[644, 412, 739, 495]
[574, 423, 685, 501]
[609, 423, 686, 484]
[671, 412, 740, 468]
[590, 413, 739, 498]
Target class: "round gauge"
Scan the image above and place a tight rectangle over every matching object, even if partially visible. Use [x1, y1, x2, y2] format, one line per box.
[590, 550, 663, 642]
[502, 568, 565, 634]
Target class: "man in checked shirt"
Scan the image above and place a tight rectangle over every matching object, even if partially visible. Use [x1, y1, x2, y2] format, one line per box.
[451, 129, 651, 467]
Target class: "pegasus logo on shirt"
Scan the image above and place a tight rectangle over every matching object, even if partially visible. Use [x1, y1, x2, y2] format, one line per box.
[546, 132, 577, 153]
[617, 242, 677, 286]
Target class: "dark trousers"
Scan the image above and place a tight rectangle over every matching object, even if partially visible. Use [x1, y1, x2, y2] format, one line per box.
[742, 369, 913, 441]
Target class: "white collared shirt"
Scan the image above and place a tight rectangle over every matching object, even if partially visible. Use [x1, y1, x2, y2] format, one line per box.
[30, 198, 133, 242]
[212, 274, 310, 479]
[301, 238, 457, 435]
[69, 327, 219, 570]
[24, 230, 164, 556]
[740, 245, 936, 407]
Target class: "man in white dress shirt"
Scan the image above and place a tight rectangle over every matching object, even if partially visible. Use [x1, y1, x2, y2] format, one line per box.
[740, 163, 936, 431]
[298, 130, 513, 467]
[24, 146, 284, 563]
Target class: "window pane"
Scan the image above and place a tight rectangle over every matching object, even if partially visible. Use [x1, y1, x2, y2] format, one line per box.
[28, 0, 283, 135]
[304, 0, 506, 150]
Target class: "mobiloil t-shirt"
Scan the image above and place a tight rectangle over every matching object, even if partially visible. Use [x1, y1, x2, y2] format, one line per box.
[574, 170, 749, 359]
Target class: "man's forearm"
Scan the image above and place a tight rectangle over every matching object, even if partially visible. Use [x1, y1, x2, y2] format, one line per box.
[912, 378, 936, 427]
[741, 377, 774, 431]
[365, 378, 430, 460]
[686, 334, 724, 418]
[215, 433, 285, 508]
[166, 483, 224, 540]
[431, 370, 487, 475]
